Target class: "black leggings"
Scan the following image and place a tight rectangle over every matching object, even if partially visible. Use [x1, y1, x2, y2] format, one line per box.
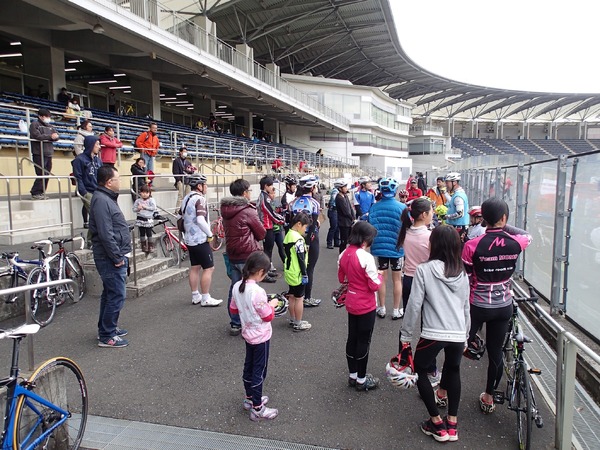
[274, 228, 285, 265]
[339, 226, 351, 253]
[414, 339, 464, 417]
[138, 227, 152, 239]
[304, 236, 319, 299]
[346, 310, 376, 378]
[469, 303, 513, 395]
[263, 228, 274, 261]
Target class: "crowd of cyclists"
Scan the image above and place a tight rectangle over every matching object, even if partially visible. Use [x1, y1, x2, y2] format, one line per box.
[174, 169, 532, 440]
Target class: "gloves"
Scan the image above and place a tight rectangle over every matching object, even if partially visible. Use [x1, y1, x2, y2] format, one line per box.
[301, 275, 309, 285]
[207, 236, 214, 242]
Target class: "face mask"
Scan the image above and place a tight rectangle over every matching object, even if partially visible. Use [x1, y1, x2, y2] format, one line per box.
[181, 152, 188, 158]
[42, 118, 51, 124]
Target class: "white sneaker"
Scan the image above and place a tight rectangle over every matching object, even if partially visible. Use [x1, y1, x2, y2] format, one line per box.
[201, 297, 223, 307]
[293, 320, 312, 332]
[392, 308, 404, 320]
[191, 293, 202, 305]
[428, 370, 442, 388]
[376, 306, 386, 318]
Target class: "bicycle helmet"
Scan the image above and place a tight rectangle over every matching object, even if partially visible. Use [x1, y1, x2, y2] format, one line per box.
[398, 189, 409, 197]
[299, 175, 318, 189]
[445, 172, 461, 182]
[385, 343, 419, 389]
[331, 282, 348, 308]
[284, 175, 297, 186]
[378, 177, 399, 198]
[188, 174, 207, 187]
[469, 206, 482, 217]
[464, 334, 486, 361]
[333, 178, 348, 189]
[358, 176, 371, 185]
[267, 293, 289, 317]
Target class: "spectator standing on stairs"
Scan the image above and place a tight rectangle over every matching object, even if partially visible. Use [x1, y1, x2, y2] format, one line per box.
[135, 123, 159, 173]
[172, 145, 197, 211]
[73, 120, 94, 156]
[29, 108, 59, 200]
[99, 126, 123, 167]
[72, 135, 102, 242]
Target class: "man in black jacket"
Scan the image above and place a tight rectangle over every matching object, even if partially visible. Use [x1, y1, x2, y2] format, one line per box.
[90, 166, 132, 348]
[29, 108, 59, 200]
[335, 180, 355, 253]
[172, 145, 196, 211]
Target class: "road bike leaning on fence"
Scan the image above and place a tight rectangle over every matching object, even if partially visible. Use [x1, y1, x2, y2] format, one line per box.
[209, 205, 225, 251]
[0, 252, 42, 304]
[26, 238, 86, 327]
[0, 323, 88, 450]
[493, 286, 544, 450]
[155, 217, 188, 266]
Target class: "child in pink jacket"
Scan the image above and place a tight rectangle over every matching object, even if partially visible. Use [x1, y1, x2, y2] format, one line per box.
[338, 221, 383, 391]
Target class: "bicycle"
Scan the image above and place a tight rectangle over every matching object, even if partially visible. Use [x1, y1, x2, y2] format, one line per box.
[0, 323, 88, 449]
[26, 238, 86, 327]
[209, 206, 225, 251]
[493, 286, 544, 450]
[155, 217, 187, 266]
[117, 102, 135, 117]
[0, 251, 43, 304]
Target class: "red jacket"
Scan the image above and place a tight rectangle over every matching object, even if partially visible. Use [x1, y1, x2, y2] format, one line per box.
[99, 133, 123, 164]
[220, 196, 266, 262]
[407, 187, 423, 202]
[135, 131, 160, 157]
[338, 245, 382, 315]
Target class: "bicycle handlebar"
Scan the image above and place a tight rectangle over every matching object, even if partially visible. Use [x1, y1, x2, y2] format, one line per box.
[512, 285, 539, 304]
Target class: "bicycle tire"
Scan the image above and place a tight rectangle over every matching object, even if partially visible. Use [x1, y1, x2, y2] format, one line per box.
[0, 270, 28, 303]
[160, 234, 180, 266]
[514, 362, 533, 450]
[64, 253, 86, 302]
[209, 220, 223, 251]
[26, 267, 56, 327]
[502, 328, 515, 382]
[12, 357, 88, 450]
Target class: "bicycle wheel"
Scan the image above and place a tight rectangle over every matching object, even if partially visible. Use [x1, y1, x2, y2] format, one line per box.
[514, 363, 533, 450]
[0, 270, 28, 303]
[13, 357, 88, 450]
[209, 220, 223, 251]
[64, 253, 86, 302]
[26, 267, 56, 327]
[160, 234, 180, 266]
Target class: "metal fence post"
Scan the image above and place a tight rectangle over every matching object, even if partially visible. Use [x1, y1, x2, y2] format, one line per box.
[550, 154, 568, 313]
[557, 336, 577, 450]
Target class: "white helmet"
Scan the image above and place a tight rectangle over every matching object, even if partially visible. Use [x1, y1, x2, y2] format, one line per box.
[385, 344, 418, 389]
[445, 172, 461, 182]
[358, 176, 371, 185]
[333, 178, 348, 189]
[299, 175, 318, 189]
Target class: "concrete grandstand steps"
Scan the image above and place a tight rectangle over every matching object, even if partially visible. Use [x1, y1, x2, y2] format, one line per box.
[125, 266, 189, 298]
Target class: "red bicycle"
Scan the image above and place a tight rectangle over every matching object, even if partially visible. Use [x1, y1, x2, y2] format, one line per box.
[155, 218, 187, 266]
[209, 206, 225, 251]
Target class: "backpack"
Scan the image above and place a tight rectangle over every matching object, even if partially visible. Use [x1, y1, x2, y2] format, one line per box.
[177, 193, 199, 232]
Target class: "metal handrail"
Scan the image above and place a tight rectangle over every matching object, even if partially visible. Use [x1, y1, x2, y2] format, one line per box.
[0, 279, 77, 371]
[512, 282, 600, 449]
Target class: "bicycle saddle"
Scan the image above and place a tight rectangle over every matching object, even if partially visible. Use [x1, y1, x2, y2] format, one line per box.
[0, 323, 41, 340]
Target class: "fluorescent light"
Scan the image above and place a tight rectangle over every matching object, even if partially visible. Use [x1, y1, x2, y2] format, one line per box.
[123, 90, 131, 94]
[160, 94, 165, 97]
[0, 53, 22, 58]
[165, 101, 189, 104]
[68, 59, 83, 63]
[64, 68, 76, 72]
[160, 97, 177, 101]
[10, 42, 21, 46]
[89, 80, 117, 84]
[109, 85, 131, 90]
[176, 93, 187, 96]
[217, 105, 227, 109]
[187, 107, 193, 110]
[179, 103, 194, 106]
[114, 73, 126, 77]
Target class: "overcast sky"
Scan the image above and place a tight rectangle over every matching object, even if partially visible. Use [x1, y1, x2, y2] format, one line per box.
[390, 0, 599, 94]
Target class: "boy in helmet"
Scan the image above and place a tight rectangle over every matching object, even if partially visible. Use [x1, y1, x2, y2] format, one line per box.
[355, 177, 375, 220]
[444, 172, 469, 241]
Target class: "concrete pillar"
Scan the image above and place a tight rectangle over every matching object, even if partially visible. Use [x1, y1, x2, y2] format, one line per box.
[130, 0, 158, 25]
[266, 62, 280, 88]
[263, 119, 280, 143]
[236, 43, 254, 76]
[448, 119, 454, 137]
[234, 110, 253, 137]
[131, 79, 161, 120]
[22, 46, 65, 102]
[193, 16, 217, 53]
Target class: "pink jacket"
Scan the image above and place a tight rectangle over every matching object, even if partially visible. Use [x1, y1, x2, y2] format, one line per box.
[338, 245, 382, 315]
[99, 133, 123, 165]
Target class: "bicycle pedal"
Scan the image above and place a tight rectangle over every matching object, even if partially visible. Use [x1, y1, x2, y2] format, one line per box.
[528, 368, 542, 375]
[493, 391, 505, 404]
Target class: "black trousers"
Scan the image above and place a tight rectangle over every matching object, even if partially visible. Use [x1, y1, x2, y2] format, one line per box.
[346, 309, 376, 378]
[263, 228, 275, 261]
[304, 235, 319, 299]
[30, 153, 52, 196]
[339, 226, 351, 253]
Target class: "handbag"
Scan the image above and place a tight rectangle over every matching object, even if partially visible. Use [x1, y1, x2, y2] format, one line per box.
[177, 193, 198, 232]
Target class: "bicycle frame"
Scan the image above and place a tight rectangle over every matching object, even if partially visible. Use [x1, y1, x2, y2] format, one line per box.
[164, 225, 187, 252]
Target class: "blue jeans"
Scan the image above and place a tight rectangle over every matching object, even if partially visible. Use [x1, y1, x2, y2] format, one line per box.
[95, 258, 128, 340]
[141, 153, 154, 172]
[326, 209, 340, 247]
[228, 261, 245, 328]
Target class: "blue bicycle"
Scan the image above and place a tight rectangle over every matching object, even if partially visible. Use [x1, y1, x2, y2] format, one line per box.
[0, 324, 88, 449]
[0, 251, 43, 304]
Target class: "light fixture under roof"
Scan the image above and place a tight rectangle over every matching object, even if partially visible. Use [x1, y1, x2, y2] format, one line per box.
[109, 85, 131, 90]
[68, 59, 83, 64]
[88, 80, 117, 84]
[0, 53, 22, 58]
[160, 97, 177, 101]
[10, 42, 21, 46]
[257, 93, 263, 101]
[200, 69, 209, 78]
[64, 68, 76, 72]
[92, 23, 105, 34]
[176, 93, 187, 96]
[114, 73, 126, 77]
[217, 105, 227, 109]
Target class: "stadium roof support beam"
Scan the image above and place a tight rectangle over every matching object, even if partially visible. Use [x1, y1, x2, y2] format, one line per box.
[275, 10, 339, 61]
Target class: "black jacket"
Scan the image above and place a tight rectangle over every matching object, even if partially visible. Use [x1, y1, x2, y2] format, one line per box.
[172, 156, 193, 185]
[90, 187, 132, 264]
[336, 192, 355, 227]
[29, 119, 58, 156]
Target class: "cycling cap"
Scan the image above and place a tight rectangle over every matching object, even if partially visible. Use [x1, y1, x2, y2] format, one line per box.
[188, 174, 207, 187]
[445, 172, 461, 182]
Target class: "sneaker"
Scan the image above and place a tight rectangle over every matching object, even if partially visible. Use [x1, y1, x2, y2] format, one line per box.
[250, 405, 279, 421]
[376, 306, 386, 318]
[262, 275, 277, 283]
[191, 293, 202, 305]
[421, 418, 450, 442]
[348, 377, 357, 387]
[267, 270, 277, 277]
[356, 374, 379, 391]
[201, 297, 223, 307]
[303, 297, 321, 307]
[326, 245, 334, 249]
[97, 328, 128, 340]
[230, 325, 241, 336]
[435, 390, 448, 408]
[83, 222, 89, 229]
[243, 396, 268, 411]
[444, 416, 458, 442]
[392, 308, 404, 320]
[98, 335, 129, 348]
[31, 194, 46, 200]
[293, 320, 312, 332]
[479, 392, 495, 414]
[428, 370, 441, 388]
[288, 319, 295, 328]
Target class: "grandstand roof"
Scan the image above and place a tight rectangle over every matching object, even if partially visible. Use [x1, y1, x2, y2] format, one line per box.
[160, 0, 600, 123]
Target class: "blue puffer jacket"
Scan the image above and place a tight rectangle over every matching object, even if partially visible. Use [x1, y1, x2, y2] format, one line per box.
[368, 196, 407, 258]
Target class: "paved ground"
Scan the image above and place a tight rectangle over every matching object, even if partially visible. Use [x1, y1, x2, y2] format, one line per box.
[0, 227, 556, 449]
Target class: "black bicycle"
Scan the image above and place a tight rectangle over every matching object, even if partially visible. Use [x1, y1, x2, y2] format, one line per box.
[494, 286, 544, 450]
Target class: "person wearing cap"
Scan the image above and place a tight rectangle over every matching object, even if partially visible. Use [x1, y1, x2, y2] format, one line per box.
[172, 144, 197, 211]
[29, 108, 59, 200]
[72, 135, 102, 242]
[407, 179, 423, 202]
[466, 206, 486, 240]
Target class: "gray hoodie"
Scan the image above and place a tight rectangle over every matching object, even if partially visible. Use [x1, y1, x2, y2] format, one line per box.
[401, 259, 470, 343]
